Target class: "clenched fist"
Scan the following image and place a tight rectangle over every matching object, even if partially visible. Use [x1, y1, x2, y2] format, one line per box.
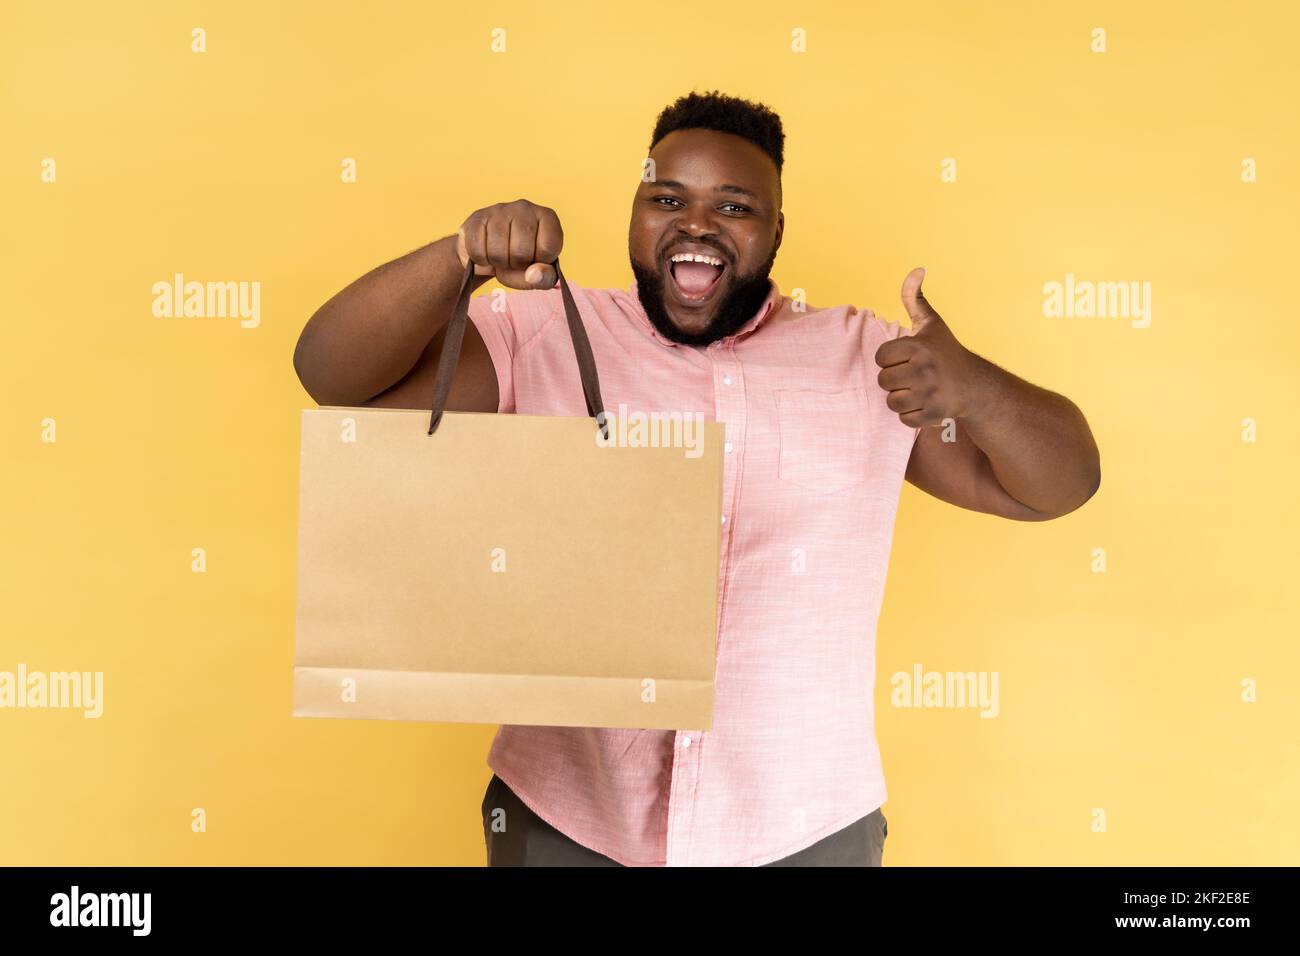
[456, 200, 564, 290]
[874, 268, 987, 427]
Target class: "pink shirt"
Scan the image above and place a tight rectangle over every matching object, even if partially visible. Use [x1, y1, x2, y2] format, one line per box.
[468, 273, 919, 866]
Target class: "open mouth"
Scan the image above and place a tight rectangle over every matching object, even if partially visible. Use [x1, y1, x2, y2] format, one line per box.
[667, 252, 727, 304]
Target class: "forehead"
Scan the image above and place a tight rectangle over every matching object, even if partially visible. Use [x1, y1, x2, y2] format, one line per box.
[646, 128, 778, 200]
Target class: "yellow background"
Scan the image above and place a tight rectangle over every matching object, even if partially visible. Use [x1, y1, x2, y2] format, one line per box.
[2, 0, 1296, 865]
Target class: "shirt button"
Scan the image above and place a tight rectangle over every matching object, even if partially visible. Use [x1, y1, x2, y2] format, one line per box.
[722, 375, 732, 386]
[721, 515, 728, 525]
[724, 442, 734, 454]
[681, 736, 692, 747]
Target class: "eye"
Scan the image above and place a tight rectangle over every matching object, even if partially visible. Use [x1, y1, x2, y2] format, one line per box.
[650, 196, 751, 214]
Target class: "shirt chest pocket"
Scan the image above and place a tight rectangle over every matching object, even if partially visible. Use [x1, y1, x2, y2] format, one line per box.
[774, 386, 873, 494]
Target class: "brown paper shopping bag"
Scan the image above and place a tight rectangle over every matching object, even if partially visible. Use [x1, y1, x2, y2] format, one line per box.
[293, 258, 723, 729]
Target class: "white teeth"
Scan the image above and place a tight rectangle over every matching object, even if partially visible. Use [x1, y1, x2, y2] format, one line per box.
[669, 252, 724, 267]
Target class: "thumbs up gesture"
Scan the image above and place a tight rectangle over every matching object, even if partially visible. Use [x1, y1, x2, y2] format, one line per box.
[873, 268, 986, 427]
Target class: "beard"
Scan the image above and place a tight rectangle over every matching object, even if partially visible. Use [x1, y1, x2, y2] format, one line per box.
[629, 242, 778, 347]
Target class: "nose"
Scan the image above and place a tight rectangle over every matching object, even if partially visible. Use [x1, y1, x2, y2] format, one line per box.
[677, 199, 721, 238]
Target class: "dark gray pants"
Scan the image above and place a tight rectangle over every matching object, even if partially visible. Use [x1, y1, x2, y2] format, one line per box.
[481, 773, 888, 866]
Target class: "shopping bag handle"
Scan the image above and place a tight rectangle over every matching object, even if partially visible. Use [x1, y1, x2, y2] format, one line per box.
[427, 257, 609, 439]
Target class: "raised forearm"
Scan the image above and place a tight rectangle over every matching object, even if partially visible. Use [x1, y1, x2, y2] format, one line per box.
[293, 234, 486, 405]
[958, 355, 1101, 517]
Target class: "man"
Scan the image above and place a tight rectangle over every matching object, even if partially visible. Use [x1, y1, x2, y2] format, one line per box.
[293, 90, 1101, 867]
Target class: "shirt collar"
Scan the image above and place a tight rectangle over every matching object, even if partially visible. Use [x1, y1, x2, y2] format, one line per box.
[623, 277, 782, 349]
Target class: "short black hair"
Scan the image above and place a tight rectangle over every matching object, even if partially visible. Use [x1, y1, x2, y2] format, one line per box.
[649, 90, 785, 175]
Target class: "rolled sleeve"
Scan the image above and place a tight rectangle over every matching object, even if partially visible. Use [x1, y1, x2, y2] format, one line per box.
[466, 290, 520, 414]
[466, 286, 566, 415]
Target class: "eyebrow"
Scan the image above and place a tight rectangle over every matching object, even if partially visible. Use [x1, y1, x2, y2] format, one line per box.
[650, 179, 762, 203]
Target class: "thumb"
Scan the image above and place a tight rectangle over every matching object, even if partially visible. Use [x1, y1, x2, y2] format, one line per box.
[524, 262, 557, 289]
[900, 267, 940, 331]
